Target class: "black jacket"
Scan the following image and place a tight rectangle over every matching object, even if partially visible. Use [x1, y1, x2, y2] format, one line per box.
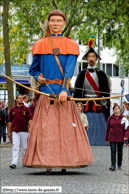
[0, 106, 8, 126]
[74, 68, 110, 120]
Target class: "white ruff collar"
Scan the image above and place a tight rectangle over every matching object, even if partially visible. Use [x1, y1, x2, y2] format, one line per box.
[87, 65, 96, 69]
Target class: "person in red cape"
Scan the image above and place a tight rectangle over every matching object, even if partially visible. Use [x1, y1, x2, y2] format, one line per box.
[23, 10, 94, 174]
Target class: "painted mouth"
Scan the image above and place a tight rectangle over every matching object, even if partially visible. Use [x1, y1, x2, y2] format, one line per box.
[54, 26, 58, 29]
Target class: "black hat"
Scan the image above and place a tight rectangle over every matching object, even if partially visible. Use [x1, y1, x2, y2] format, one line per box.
[82, 35, 101, 60]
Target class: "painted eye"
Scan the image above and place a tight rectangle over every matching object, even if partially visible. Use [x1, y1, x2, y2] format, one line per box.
[58, 20, 62, 23]
[51, 20, 55, 23]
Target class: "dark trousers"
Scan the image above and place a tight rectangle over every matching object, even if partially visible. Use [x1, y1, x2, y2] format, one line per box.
[0, 124, 6, 143]
[110, 142, 124, 168]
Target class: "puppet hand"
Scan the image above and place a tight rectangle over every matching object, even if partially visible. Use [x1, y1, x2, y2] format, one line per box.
[38, 73, 46, 84]
[124, 138, 127, 141]
[59, 91, 68, 102]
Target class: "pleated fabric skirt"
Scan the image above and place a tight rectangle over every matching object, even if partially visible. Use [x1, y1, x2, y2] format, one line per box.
[86, 112, 108, 146]
[23, 95, 94, 168]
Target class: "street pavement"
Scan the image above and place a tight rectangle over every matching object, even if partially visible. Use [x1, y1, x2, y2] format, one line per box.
[0, 143, 129, 194]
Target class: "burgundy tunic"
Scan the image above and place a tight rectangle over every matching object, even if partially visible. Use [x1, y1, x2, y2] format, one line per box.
[8, 104, 32, 133]
[105, 114, 129, 142]
[29, 104, 35, 118]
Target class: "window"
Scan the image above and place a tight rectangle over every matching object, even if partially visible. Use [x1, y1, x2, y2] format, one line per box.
[0, 90, 8, 102]
[102, 64, 105, 72]
[106, 63, 112, 76]
[113, 65, 119, 76]
[26, 51, 32, 65]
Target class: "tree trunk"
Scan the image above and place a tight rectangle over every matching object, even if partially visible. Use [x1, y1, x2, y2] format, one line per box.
[64, 25, 73, 37]
[2, 0, 14, 110]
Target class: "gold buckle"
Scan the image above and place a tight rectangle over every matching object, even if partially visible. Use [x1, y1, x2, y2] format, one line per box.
[54, 79, 59, 85]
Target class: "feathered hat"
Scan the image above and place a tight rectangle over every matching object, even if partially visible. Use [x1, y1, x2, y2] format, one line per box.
[82, 35, 101, 60]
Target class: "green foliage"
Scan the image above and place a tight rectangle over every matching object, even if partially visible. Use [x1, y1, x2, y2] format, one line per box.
[1, 0, 129, 73]
[106, 74, 112, 92]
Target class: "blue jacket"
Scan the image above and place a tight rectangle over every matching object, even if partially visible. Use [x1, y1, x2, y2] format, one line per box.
[29, 34, 78, 95]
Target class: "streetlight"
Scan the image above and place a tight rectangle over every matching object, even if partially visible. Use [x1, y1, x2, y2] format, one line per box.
[97, 19, 100, 69]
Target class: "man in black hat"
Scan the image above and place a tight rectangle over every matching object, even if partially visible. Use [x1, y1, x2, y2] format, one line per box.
[74, 41, 110, 146]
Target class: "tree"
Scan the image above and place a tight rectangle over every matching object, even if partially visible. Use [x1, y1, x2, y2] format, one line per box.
[1, 0, 129, 65]
[2, 0, 14, 109]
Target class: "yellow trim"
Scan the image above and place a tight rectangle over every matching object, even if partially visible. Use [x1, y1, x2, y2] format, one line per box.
[94, 69, 99, 83]
[82, 100, 102, 107]
[93, 100, 102, 106]
[66, 78, 71, 90]
[82, 70, 87, 97]
[62, 77, 65, 88]
[55, 55, 64, 77]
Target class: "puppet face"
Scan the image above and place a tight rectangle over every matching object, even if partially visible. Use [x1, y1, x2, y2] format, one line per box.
[87, 52, 97, 66]
[48, 15, 66, 35]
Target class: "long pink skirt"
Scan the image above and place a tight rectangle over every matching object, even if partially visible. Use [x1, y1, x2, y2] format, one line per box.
[23, 95, 94, 168]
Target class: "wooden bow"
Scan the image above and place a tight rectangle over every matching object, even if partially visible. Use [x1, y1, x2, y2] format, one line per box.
[4, 75, 124, 101]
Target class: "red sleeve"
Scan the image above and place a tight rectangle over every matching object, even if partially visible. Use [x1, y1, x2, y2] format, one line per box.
[8, 108, 13, 122]
[26, 107, 32, 121]
[105, 116, 111, 141]
[124, 126, 129, 139]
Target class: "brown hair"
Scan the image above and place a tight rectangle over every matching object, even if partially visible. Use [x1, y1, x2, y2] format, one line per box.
[48, 10, 66, 21]
[23, 95, 28, 100]
[113, 104, 120, 110]
[76, 102, 84, 112]
[16, 94, 23, 99]
[29, 98, 33, 102]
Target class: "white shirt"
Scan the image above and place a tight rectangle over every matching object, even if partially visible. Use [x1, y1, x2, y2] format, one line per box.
[123, 109, 129, 116]
[110, 107, 113, 116]
[79, 113, 89, 128]
[23, 101, 29, 107]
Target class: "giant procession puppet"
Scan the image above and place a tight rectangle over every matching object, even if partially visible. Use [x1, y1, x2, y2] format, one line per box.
[21, 10, 94, 172]
[74, 35, 110, 146]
